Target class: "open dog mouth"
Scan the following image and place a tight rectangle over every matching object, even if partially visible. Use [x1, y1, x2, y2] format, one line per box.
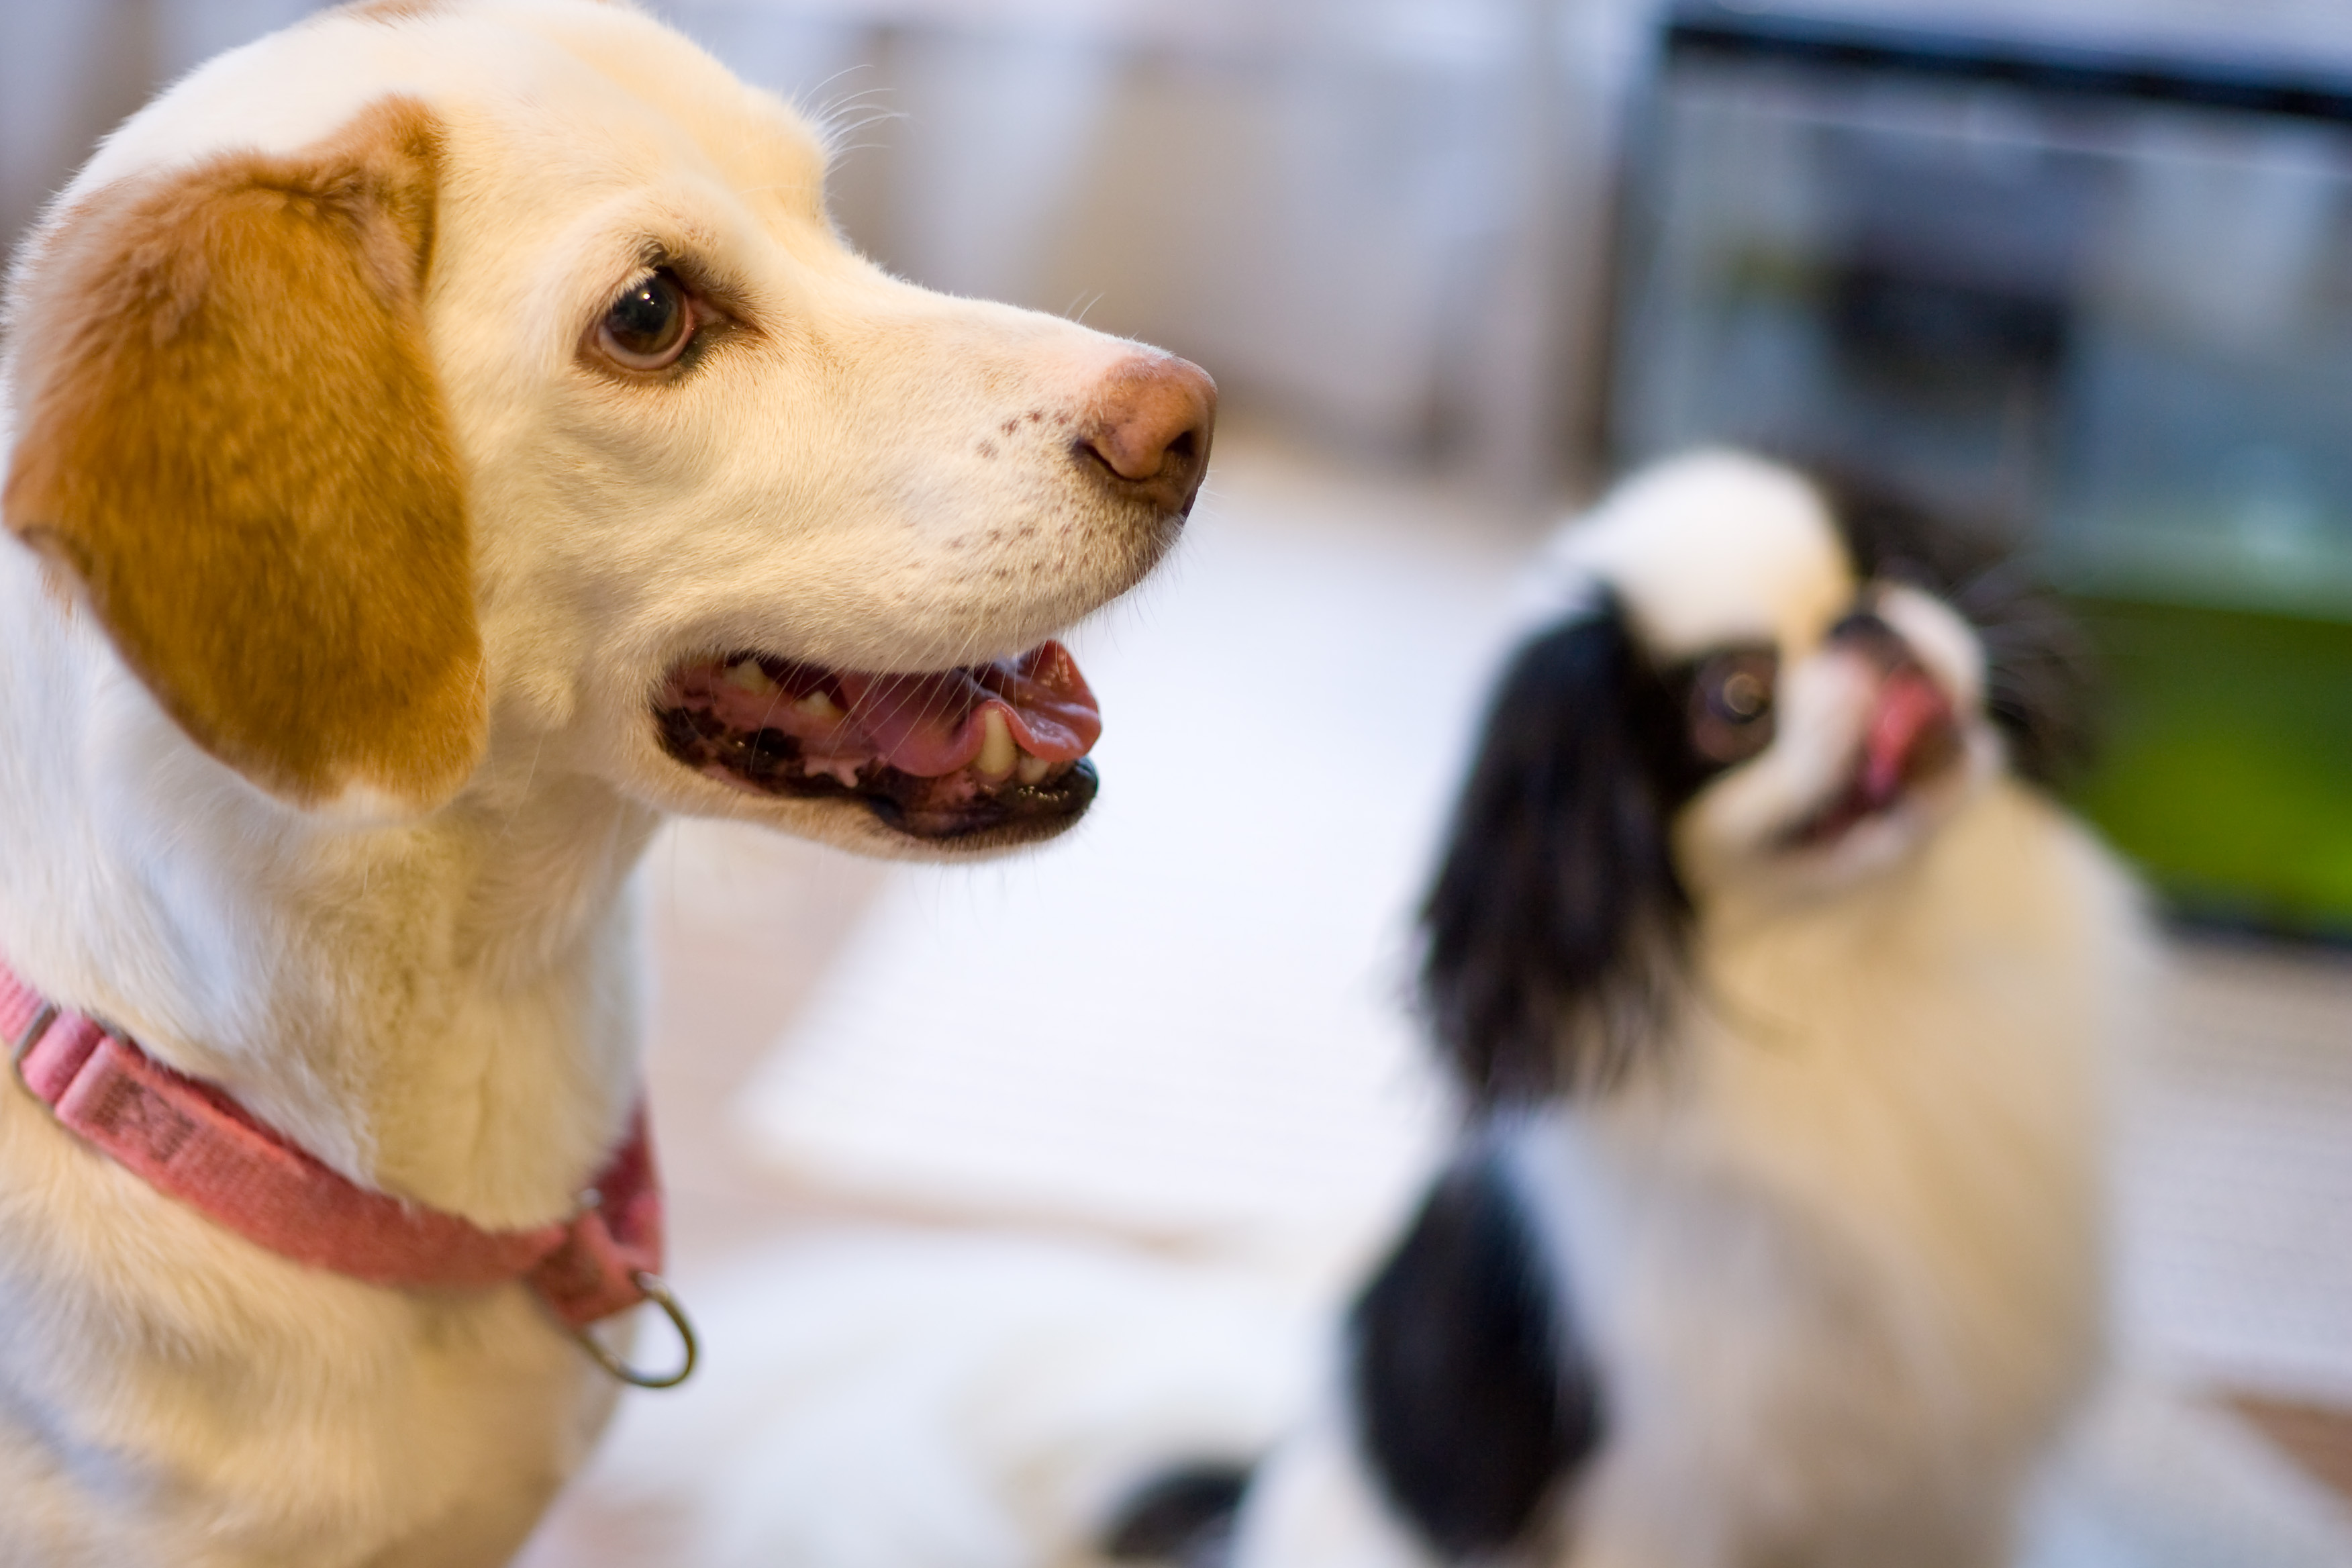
[654, 641, 1101, 839]
[1787, 665, 1962, 846]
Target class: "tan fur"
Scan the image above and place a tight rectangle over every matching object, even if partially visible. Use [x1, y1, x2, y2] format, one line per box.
[3, 99, 482, 812]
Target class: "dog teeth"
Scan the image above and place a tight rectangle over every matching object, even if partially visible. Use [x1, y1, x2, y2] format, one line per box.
[976, 707, 1018, 779]
[794, 689, 843, 724]
[1017, 753, 1052, 785]
[724, 658, 777, 695]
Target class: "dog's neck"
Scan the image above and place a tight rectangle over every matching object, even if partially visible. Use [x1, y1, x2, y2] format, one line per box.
[0, 540, 658, 1230]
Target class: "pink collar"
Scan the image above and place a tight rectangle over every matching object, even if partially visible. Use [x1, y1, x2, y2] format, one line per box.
[1, 960, 693, 1387]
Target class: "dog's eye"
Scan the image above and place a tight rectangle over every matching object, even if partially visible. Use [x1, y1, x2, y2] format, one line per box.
[1716, 669, 1769, 722]
[1688, 648, 1778, 766]
[597, 269, 695, 371]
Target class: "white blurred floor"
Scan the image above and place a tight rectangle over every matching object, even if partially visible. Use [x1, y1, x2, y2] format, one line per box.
[524, 429, 2352, 1565]
[2120, 942, 2352, 1406]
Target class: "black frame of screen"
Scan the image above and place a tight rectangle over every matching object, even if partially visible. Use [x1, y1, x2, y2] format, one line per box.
[1665, 0, 2352, 125]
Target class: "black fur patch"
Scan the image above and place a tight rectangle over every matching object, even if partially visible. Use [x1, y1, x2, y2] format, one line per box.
[1350, 1148, 1603, 1561]
[1102, 1463, 1253, 1567]
[1806, 467, 2098, 788]
[1418, 595, 1708, 1106]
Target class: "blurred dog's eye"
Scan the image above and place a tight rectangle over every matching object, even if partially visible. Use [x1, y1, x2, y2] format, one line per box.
[1716, 669, 1769, 722]
[1688, 649, 1778, 766]
[597, 269, 695, 371]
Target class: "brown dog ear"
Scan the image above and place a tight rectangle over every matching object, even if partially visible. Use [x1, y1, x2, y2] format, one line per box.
[3, 97, 483, 814]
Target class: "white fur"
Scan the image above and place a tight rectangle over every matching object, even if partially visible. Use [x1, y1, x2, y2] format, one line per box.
[1229, 1414, 1444, 1568]
[0, 3, 1195, 1562]
[1612, 791, 2121, 1563]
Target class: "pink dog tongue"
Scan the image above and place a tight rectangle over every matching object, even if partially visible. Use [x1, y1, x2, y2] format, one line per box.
[836, 642, 1101, 778]
[1860, 668, 1953, 807]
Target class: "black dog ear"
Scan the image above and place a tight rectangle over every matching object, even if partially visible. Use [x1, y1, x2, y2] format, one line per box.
[1420, 593, 1695, 1108]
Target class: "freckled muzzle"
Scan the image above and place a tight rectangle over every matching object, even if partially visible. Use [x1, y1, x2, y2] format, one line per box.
[654, 641, 1101, 838]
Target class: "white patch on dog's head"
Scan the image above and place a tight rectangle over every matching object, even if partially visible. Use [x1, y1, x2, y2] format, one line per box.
[1531, 448, 1854, 660]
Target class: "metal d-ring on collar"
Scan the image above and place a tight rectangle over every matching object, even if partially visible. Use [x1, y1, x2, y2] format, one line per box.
[569, 1271, 699, 1389]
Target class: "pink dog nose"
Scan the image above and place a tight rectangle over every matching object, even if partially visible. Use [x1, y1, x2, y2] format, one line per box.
[1079, 355, 1217, 518]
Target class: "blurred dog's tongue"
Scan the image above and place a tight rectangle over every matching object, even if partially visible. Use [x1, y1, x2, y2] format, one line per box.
[836, 641, 1101, 777]
[1860, 667, 1953, 807]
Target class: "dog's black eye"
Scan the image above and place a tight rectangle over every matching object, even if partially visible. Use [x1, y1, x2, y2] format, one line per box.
[597, 268, 694, 371]
[1687, 648, 1777, 766]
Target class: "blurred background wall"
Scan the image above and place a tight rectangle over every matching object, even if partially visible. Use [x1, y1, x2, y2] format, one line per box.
[0, 0, 1654, 499]
[1, 0, 2341, 496]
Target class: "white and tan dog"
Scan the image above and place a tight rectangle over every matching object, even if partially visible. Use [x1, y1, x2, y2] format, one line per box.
[0, 1, 1211, 1563]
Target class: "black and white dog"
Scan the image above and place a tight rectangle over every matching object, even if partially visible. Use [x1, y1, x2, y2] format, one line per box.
[1108, 450, 2147, 1568]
